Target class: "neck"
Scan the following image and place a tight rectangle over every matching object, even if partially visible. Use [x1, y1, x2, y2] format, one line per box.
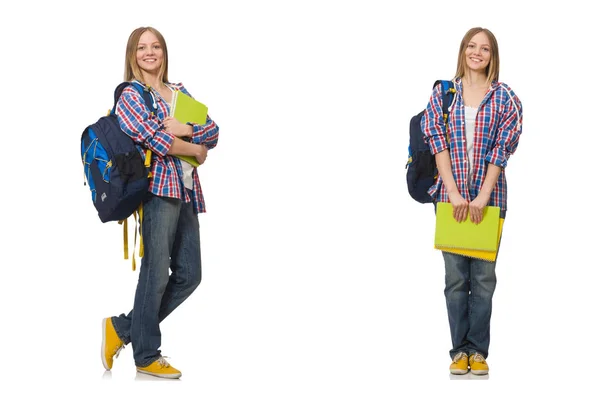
[462, 70, 488, 87]
[140, 72, 163, 90]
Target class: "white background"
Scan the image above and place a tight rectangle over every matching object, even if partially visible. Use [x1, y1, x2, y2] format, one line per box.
[1, 0, 598, 394]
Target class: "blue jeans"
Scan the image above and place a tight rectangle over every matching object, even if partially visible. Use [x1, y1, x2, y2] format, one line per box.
[112, 193, 202, 367]
[443, 252, 496, 359]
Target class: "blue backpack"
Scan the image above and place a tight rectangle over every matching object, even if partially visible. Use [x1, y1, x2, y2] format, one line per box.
[406, 80, 455, 203]
[81, 81, 158, 270]
[81, 81, 155, 223]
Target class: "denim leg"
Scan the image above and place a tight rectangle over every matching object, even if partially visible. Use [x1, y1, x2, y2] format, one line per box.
[158, 196, 202, 322]
[466, 259, 496, 358]
[442, 252, 471, 358]
[112, 195, 181, 367]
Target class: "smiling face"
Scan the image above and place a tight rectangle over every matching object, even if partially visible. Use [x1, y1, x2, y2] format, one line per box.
[465, 32, 491, 73]
[124, 27, 170, 83]
[455, 28, 500, 84]
[136, 30, 164, 76]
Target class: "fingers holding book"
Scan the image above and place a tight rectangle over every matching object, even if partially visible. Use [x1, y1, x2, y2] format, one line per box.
[195, 144, 208, 166]
[163, 116, 193, 138]
[469, 193, 490, 225]
[448, 191, 469, 222]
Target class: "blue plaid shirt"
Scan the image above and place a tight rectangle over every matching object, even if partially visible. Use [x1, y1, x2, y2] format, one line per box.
[421, 78, 523, 212]
[116, 81, 219, 213]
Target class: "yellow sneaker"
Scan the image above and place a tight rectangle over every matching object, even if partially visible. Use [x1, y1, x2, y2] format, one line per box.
[449, 352, 469, 375]
[101, 317, 124, 370]
[136, 356, 182, 379]
[469, 353, 489, 375]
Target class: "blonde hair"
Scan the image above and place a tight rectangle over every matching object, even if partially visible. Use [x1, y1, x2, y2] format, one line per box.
[124, 26, 169, 83]
[455, 27, 499, 84]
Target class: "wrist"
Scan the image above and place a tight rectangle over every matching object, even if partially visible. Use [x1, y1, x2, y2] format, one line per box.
[187, 124, 193, 138]
[479, 187, 493, 197]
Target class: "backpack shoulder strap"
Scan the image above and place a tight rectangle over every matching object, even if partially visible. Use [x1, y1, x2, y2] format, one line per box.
[130, 81, 157, 114]
[431, 80, 456, 142]
[111, 82, 132, 115]
[111, 81, 156, 115]
[433, 80, 456, 119]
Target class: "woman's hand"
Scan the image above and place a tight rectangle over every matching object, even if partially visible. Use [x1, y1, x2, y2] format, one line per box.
[163, 117, 192, 138]
[448, 190, 469, 222]
[469, 192, 490, 224]
[195, 144, 208, 166]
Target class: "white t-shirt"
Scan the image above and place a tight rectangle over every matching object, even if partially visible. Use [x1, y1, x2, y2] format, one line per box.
[464, 106, 477, 180]
[180, 157, 194, 190]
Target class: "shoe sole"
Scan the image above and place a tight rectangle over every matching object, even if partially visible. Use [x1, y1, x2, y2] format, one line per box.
[136, 368, 181, 379]
[101, 318, 110, 371]
[471, 369, 489, 375]
[450, 369, 469, 375]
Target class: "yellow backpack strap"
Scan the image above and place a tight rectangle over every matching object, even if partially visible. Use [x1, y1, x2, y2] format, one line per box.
[129, 203, 146, 271]
[138, 204, 145, 257]
[145, 149, 152, 177]
[117, 206, 144, 271]
[118, 218, 129, 260]
[131, 211, 139, 271]
[133, 148, 149, 270]
[117, 145, 150, 272]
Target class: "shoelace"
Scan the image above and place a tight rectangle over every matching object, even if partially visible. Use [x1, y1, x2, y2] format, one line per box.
[113, 345, 125, 359]
[471, 353, 485, 362]
[453, 352, 467, 363]
[156, 356, 171, 368]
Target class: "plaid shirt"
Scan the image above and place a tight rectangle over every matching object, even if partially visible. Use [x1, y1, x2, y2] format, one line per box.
[421, 78, 523, 212]
[116, 81, 219, 213]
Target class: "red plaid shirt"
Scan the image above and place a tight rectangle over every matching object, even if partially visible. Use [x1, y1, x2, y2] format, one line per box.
[421, 78, 523, 212]
[116, 81, 219, 213]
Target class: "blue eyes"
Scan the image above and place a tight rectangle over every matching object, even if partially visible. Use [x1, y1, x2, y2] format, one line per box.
[468, 44, 490, 52]
[137, 45, 161, 51]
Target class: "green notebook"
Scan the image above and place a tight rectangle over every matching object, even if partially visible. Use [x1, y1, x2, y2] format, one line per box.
[434, 202, 501, 252]
[170, 90, 209, 167]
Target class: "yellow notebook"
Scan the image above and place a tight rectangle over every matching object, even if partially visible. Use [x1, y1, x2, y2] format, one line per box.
[434, 202, 500, 252]
[439, 218, 504, 262]
[170, 90, 209, 167]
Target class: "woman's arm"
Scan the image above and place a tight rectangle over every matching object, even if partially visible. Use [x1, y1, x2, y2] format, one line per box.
[116, 87, 174, 157]
[469, 163, 501, 224]
[167, 138, 207, 165]
[163, 114, 219, 150]
[190, 114, 219, 149]
[485, 87, 523, 168]
[117, 86, 208, 164]
[422, 84, 468, 222]
[435, 149, 469, 222]
[421, 84, 449, 155]
[470, 87, 523, 223]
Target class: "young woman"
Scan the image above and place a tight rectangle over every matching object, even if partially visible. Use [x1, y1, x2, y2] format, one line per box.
[101, 26, 219, 379]
[421, 27, 523, 375]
